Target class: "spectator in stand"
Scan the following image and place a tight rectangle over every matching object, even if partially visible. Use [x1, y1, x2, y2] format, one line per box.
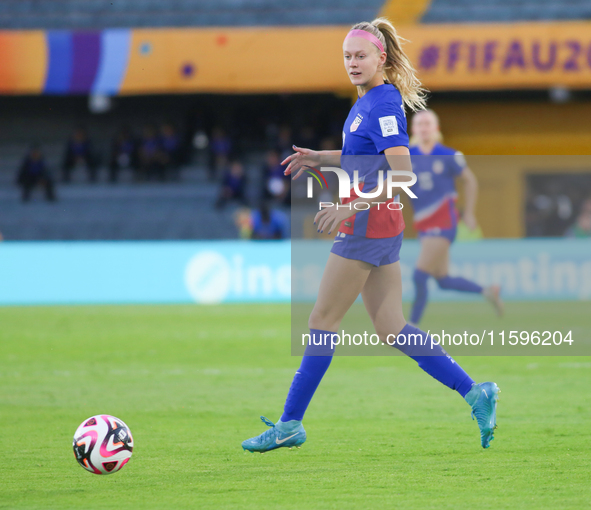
[276, 125, 293, 160]
[216, 159, 247, 209]
[297, 125, 318, 151]
[17, 145, 56, 202]
[565, 199, 591, 238]
[62, 126, 97, 182]
[159, 123, 182, 180]
[262, 149, 290, 205]
[234, 207, 253, 239]
[319, 135, 338, 152]
[109, 126, 139, 183]
[209, 127, 232, 181]
[251, 202, 287, 240]
[138, 125, 163, 181]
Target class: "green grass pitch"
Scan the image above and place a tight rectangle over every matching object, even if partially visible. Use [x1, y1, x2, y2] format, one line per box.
[1, 302, 590, 509]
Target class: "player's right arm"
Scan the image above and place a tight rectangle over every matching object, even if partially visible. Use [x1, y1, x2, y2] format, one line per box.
[282, 145, 341, 180]
[459, 165, 478, 230]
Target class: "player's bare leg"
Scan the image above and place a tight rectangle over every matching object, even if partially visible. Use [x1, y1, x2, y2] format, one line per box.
[364, 261, 500, 448]
[416, 235, 450, 279]
[242, 253, 372, 453]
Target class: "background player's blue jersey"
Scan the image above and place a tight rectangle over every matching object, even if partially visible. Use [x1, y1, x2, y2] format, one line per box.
[339, 83, 409, 238]
[409, 143, 466, 231]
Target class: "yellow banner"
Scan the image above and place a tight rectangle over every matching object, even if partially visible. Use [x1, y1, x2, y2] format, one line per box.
[2, 21, 591, 95]
[121, 21, 591, 94]
[403, 21, 591, 91]
[121, 27, 350, 95]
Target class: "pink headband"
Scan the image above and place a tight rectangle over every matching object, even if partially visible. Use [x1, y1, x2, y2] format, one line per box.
[345, 29, 385, 53]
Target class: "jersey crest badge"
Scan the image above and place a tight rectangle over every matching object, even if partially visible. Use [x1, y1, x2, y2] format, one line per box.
[350, 114, 363, 132]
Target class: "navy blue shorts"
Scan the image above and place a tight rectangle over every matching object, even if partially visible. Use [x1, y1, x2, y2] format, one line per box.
[330, 231, 404, 267]
[417, 225, 457, 244]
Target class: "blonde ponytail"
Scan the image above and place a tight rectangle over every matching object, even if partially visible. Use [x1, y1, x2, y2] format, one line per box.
[351, 17, 427, 112]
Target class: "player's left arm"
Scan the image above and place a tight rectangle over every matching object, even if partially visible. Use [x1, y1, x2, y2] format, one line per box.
[459, 165, 478, 230]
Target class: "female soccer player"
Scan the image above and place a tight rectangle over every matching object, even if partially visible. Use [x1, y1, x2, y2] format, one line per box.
[242, 18, 499, 452]
[408, 110, 504, 325]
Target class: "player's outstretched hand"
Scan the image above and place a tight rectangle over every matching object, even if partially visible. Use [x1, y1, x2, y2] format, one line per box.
[282, 145, 321, 180]
[314, 202, 354, 235]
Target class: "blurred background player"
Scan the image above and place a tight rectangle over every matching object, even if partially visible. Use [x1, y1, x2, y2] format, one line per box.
[408, 109, 503, 325]
[565, 198, 591, 238]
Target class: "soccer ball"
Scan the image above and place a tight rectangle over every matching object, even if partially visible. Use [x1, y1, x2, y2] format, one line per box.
[73, 415, 134, 475]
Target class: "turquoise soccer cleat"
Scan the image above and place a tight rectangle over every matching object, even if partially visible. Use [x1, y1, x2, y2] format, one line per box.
[465, 382, 500, 448]
[242, 416, 306, 453]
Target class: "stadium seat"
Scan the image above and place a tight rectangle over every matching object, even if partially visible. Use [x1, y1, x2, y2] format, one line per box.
[0, 179, 246, 240]
[0, 0, 386, 29]
[422, 0, 591, 23]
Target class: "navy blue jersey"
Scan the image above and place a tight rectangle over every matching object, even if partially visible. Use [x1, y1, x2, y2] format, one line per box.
[342, 83, 408, 155]
[409, 143, 466, 230]
[339, 83, 409, 238]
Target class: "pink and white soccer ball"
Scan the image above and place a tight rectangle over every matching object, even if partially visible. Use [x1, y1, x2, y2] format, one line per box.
[73, 415, 134, 475]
